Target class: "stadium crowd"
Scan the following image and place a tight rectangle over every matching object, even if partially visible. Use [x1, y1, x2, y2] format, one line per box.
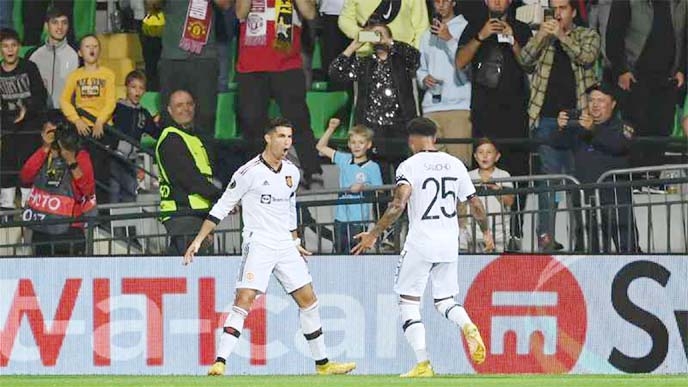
[0, 0, 687, 255]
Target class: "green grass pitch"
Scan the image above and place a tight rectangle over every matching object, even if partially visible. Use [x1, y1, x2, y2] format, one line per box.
[2, 375, 687, 387]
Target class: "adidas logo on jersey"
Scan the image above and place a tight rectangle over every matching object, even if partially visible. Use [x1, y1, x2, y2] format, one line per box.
[263, 180, 270, 186]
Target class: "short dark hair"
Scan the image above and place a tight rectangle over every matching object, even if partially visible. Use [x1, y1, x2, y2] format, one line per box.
[78, 33, 100, 47]
[475, 137, 499, 152]
[45, 6, 69, 23]
[125, 70, 147, 86]
[264, 117, 294, 135]
[363, 20, 393, 39]
[406, 117, 437, 137]
[0, 28, 20, 44]
[168, 89, 196, 105]
[41, 109, 66, 127]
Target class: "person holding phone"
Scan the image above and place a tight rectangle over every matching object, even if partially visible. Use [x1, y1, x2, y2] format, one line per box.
[552, 83, 639, 253]
[456, 0, 531, 252]
[519, 0, 600, 251]
[417, 0, 472, 165]
[329, 21, 420, 183]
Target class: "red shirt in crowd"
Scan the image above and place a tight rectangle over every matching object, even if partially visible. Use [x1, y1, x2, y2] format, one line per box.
[237, 0, 304, 73]
[20, 148, 95, 203]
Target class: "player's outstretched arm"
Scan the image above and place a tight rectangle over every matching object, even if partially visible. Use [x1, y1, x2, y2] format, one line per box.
[468, 195, 495, 252]
[183, 220, 218, 265]
[351, 184, 412, 255]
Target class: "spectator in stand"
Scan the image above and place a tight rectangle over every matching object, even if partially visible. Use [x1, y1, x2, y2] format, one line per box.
[318, 0, 350, 90]
[155, 89, 222, 255]
[23, 1, 76, 46]
[235, 0, 322, 186]
[215, 3, 236, 92]
[456, 0, 530, 251]
[338, 0, 429, 49]
[587, 0, 612, 80]
[0, 28, 48, 212]
[552, 83, 638, 253]
[607, 0, 686, 169]
[520, 0, 600, 251]
[110, 70, 161, 204]
[417, 0, 472, 165]
[140, 0, 165, 91]
[461, 138, 514, 252]
[329, 22, 420, 183]
[60, 34, 117, 203]
[21, 116, 96, 255]
[28, 7, 79, 109]
[316, 118, 382, 253]
[159, 0, 232, 140]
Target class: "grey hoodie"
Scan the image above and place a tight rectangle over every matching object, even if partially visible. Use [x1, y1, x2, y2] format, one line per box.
[28, 38, 79, 109]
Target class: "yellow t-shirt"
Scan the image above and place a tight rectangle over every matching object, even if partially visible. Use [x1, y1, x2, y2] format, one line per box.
[60, 65, 117, 125]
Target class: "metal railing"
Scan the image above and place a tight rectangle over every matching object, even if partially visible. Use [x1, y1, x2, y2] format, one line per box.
[2, 168, 688, 256]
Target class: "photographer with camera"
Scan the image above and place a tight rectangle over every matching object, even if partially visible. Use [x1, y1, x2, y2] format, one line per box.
[519, 0, 600, 251]
[20, 112, 96, 255]
[552, 83, 638, 253]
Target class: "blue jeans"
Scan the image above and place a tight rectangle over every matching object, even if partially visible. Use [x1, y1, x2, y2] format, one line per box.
[533, 117, 574, 237]
[109, 158, 138, 203]
[334, 221, 366, 254]
[0, 0, 12, 29]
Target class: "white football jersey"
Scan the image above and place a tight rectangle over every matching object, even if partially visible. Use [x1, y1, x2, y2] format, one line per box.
[396, 150, 476, 262]
[209, 155, 300, 249]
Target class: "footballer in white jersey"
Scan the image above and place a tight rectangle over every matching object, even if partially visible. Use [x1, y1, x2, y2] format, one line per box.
[353, 118, 492, 377]
[183, 118, 356, 377]
[396, 150, 476, 262]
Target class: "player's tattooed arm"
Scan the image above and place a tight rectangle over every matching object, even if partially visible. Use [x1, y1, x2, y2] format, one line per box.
[352, 184, 412, 254]
[468, 195, 495, 252]
[371, 184, 412, 236]
[468, 195, 489, 234]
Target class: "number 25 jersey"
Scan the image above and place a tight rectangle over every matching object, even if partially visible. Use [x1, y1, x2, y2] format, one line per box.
[395, 150, 476, 262]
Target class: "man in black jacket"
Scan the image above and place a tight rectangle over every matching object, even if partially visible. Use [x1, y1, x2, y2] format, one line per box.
[155, 89, 223, 255]
[553, 83, 639, 253]
[329, 22, 420, 183]
[606, 0, 686, 168]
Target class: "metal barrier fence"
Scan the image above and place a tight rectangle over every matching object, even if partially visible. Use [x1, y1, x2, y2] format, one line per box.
[1, 168, 687, 256]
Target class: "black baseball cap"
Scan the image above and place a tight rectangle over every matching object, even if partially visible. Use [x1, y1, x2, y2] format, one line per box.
[585, 82, 621, 101]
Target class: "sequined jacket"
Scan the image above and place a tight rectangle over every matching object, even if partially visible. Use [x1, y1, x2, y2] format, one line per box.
[329, 41, 420, 127]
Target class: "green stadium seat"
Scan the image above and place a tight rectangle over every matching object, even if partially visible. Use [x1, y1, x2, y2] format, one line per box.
[215, 92, 239, 139]
[312, 37, 322, 70]
[141, 92, 161, 117]
[306, 91, 350, 138]
[311, 81, 328, 91]
[268, 99, 282, 118]
[19, 46, 34, 58]
[140, 134, 157, 150]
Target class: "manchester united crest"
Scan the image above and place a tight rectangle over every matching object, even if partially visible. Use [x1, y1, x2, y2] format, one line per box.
[285, 176, 293, 188]
[187, 20, 207, 39]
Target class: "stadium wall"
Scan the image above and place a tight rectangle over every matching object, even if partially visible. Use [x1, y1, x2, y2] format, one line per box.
[1, 255, 687, 375]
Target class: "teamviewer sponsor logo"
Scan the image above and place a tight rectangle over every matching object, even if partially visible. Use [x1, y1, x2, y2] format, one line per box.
[260, 194, 271, 204]
[464, 256, 587, 374]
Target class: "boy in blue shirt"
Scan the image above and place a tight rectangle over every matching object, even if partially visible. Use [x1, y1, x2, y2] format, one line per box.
[316, 118, 383, 253]
[110, 70, 161, 203]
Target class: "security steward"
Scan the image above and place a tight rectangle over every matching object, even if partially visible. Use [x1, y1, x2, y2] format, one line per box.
[553, 83, 639, 253]
[155, 89, 222, 255]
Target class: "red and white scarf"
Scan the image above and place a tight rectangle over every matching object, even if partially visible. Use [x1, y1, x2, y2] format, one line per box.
[180, 0, 212, 54]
